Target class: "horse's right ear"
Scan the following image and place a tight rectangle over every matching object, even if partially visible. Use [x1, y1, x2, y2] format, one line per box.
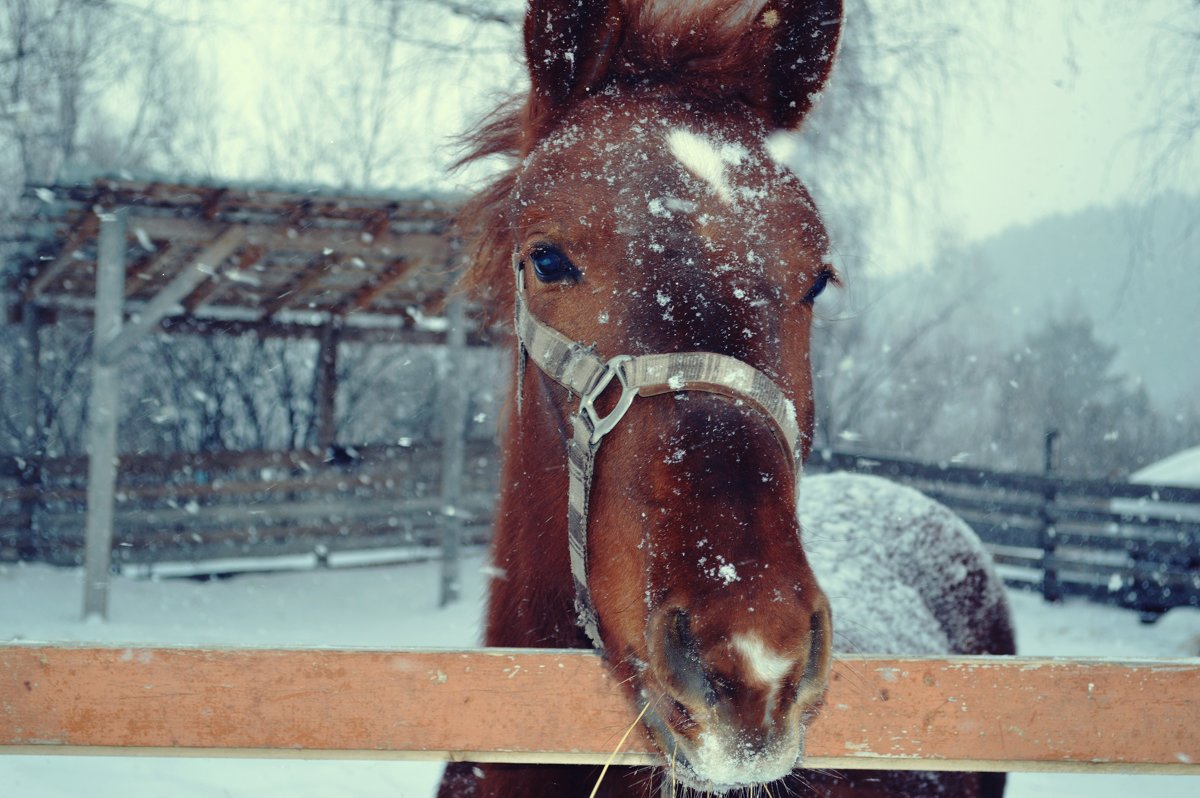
[524, 0, 624, 118]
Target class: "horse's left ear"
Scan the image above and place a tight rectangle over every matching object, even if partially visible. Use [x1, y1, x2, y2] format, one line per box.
[757, 0, 843, 129]
[524, 0, 624, 115]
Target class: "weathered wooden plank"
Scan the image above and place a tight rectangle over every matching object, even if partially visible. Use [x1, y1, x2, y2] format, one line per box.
[923, 487, 1200, 536]
[0, 440, 494, 480]
[82, 209, 128, 620]
[155, 316, 496, 346]
[36, 495, 493, 531]
[2, 648, 1197, 774]
[439, 295, 469, 607]
[126, 216, 450, 263]
[816, 451, 1200, 505]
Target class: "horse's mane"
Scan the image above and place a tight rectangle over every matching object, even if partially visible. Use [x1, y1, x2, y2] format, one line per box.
[455, 0, 780, 320]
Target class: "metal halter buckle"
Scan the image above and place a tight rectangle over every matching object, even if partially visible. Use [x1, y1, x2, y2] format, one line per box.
[579, 355, 636, 445]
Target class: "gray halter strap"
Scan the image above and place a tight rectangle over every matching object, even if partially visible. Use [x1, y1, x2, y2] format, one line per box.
[513, 255, 802, 650]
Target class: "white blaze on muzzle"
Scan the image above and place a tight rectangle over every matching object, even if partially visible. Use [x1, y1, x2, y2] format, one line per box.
[512, 254, 804, 650]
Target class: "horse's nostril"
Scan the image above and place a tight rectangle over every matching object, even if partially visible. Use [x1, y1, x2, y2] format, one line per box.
[802, 609, 826, 682]
[667, 699, 699, 735]
[659, 607, 709, 699]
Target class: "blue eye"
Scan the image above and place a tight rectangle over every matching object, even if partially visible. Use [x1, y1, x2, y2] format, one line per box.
[529, 245, 577, 283]
[803, 269, 835, 304]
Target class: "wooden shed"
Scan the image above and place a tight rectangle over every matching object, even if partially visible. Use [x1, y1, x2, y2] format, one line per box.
[2, 178, 494, 617]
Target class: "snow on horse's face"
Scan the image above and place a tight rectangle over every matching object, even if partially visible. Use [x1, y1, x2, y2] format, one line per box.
[468, 1, 843, 790]
[516, 2, 842, 787]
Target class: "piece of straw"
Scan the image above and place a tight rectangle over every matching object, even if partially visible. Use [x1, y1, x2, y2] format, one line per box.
[589, 701, 651, 798]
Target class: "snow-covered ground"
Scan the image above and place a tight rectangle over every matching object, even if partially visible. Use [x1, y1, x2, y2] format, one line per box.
[2, 552, 1197, 797]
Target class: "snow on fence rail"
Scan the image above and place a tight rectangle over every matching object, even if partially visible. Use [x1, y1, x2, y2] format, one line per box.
[2, 646, 1197, 775]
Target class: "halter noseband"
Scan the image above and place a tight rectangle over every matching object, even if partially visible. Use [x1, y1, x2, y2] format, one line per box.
[513, 254, 803, 650]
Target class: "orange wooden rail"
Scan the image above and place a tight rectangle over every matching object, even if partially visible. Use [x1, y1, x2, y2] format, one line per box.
[2, 646, 1198, 774]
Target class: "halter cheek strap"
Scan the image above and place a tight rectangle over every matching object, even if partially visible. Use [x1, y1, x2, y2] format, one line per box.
[512, 255, 803, 650]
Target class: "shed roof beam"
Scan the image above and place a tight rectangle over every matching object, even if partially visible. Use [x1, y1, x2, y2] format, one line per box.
[330, 258, 415, 317]
[259, 253, 338, 319]
[126, 216, 447, 262]
[98, 226, 246, 366]
[181, 245, 263, 315]
[22, 213, 99, 301]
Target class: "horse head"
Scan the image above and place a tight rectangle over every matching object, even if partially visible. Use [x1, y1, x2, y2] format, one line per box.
[458, 1, 844, 790]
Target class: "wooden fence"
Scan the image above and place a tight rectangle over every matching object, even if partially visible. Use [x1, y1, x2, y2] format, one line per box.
[0, 442, 497, 573]
[2, 645, 1197, 775]
[3, 444, 1198, 618]
[3, 451, 1198, 776]
[810, 451, 1200, 620]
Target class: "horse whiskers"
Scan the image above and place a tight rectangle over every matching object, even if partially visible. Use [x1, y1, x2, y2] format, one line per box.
[625, 763, 660, 797]
[801, 767, 843, 784]
[829, 656, 873, 699]
[590, 701, 651, 798]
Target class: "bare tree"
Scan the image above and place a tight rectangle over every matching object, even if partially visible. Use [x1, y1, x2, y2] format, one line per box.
[809, 244, 993, 453]
[990, 313, 1171, 477]
[1137, 1, 1200, 194]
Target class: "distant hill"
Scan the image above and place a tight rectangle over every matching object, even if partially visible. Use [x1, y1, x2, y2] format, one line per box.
[924, 193, 1199, 408]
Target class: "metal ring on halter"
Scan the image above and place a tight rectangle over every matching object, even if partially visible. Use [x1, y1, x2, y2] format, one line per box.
[579, 355, 636, 444]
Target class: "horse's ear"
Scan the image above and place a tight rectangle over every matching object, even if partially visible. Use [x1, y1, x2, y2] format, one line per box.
[524, 0, 623, 114]
[759, 0, 843, 129]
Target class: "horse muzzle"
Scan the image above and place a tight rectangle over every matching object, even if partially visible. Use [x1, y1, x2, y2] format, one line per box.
[639, 598, 833, 792]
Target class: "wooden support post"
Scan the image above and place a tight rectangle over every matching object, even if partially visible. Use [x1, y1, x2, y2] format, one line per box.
[11, 304, 44, 560]
[314, 323, 340, 450]
[439, 296, 468, 607]
[83, 209, 128, 620]
[1041, 429, 1060, 603]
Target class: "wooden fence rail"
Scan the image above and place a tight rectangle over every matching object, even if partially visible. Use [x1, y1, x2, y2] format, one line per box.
[2, 646, 1198, 775]
[0, 442, 499, 568]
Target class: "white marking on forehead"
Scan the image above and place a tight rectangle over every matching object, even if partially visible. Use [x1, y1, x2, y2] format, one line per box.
[667, 128, 748, 205]
[732, 632, 792, 685]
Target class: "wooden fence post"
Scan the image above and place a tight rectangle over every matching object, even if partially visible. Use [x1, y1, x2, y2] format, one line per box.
[1040, 429, 1061, 603]
[439, 296, 468, 607]
[315, 323, 341, 450]
[82, 208, 128, 620]
[8, 303, 43, 561]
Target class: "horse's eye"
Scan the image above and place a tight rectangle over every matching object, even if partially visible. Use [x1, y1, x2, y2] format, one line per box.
[803, 269, 835, 304]
[529, 245, 577, 283]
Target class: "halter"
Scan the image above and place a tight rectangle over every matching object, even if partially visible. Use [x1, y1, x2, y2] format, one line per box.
[512, 255, 804, 650]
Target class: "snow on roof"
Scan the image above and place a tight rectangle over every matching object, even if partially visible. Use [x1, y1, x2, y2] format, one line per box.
[1130, 446, 1200, 488]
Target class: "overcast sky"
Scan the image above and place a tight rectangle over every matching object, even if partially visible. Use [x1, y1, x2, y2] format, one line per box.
[179, 0, 1197, 273]
[934, 2, 1196, 239]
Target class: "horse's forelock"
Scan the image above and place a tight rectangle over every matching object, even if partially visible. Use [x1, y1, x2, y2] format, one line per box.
[621, 0, 778, 81]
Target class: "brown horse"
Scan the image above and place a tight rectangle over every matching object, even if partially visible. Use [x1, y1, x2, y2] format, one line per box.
[439, 1, 1014, 795]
